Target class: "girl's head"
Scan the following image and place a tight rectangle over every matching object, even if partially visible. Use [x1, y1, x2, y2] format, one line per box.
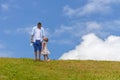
[43, 38, 49, 42]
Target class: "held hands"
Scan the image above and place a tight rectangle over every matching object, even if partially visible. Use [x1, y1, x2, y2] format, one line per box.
[31, 39, 34, 43]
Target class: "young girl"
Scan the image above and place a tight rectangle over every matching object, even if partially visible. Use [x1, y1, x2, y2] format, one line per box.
[41, 38, 50, 61]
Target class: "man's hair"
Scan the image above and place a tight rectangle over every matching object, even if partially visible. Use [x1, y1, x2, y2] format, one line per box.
[37, 22, 42, 26]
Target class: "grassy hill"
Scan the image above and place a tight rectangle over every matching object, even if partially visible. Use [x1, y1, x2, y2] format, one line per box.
[0, 58, 120, 80]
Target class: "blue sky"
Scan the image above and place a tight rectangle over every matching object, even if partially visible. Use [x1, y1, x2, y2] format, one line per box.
[0, 0, 120, 59]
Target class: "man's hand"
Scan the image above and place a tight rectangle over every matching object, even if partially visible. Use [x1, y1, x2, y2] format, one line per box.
[31, 35, 34, 43]
[31, 39, 34, 43]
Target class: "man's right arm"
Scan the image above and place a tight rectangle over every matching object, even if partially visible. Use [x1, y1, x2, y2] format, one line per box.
[31, 35, 34, 43]
[31, 27, 35, 43]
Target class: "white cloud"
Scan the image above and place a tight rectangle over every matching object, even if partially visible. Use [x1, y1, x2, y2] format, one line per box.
[16, 27, 33, 35]
[4, 27, 33, 35]
[52, 25, 76, 37]
[0, 0, 20, 12]
[1, 4, 9, 11]
[51, 21, 103, 39]
[1, 16, 9, 20]
[59, 33, 120, 61]
[49, 21, 102, 45]
[4, 30, 12, 34]
[32, 1, 39, 7]
[0, 43, 13, 57]
[63, 0, 120, 17]
[4, 26, 48, 37]
[51, 20, 120, 40]
[63, 5, 76, 17]
[50, 39, 73, 45]
[0, 52, 14, 57]
[0, 44, 5, 49]
[16, 27, 48, 36]
[86, 22, 101, 30]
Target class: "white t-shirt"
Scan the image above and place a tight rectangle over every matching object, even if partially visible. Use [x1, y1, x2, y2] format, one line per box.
[31, 26, 45, 42]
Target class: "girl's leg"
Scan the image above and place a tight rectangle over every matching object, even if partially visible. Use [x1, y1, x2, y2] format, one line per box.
[43, 55, 46, 61]
[46, 55, 49, 60]
[46, 55, 50, 61]
[45, 55, 48, 61]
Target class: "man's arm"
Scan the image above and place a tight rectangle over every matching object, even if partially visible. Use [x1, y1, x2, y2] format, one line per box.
[31, 35, 34, 43]
[42, 27, 45, 38]
[31, 27, 35, 43]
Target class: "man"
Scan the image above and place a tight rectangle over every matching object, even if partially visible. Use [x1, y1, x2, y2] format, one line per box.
[31, 22, 45, 61]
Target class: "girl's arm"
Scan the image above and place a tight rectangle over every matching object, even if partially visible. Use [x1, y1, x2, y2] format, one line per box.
[42, 42, 46, 50]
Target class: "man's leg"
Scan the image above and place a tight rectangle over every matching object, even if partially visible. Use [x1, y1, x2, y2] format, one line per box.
[33, 43, 37, 61]
[38, 41, 42, 61]
[38, 51, 41, 61]
[34, 51, 37, 61]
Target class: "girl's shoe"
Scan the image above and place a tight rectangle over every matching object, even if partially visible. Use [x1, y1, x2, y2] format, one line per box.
[47, 59, 51, 62]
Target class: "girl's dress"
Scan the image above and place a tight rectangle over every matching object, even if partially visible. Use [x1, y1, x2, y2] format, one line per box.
[41, 41, 50, 55]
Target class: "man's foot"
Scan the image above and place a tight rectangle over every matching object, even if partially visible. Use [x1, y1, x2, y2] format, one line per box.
[34, 59, 37, 61]
[38, 59, 41, 61]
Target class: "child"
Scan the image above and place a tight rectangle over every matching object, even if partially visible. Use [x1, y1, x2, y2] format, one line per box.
[41, 38, 50, 61]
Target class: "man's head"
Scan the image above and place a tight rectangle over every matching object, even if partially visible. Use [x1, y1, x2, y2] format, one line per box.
[37, 22, 42, 29]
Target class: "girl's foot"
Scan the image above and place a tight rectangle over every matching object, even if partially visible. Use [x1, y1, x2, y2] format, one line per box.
[47, 59, 51, 62]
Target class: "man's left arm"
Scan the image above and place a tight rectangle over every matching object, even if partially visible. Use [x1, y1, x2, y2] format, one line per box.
[42, 27, 46, 38]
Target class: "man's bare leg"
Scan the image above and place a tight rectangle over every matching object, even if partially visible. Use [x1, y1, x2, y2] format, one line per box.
[38, 51, 41, 61]
[34, 52, 37, 61]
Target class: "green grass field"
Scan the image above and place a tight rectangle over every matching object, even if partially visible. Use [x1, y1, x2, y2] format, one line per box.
[0, 58, 120, 80]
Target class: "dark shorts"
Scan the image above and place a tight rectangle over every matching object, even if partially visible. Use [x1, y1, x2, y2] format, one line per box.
[33, 40, 42, 52]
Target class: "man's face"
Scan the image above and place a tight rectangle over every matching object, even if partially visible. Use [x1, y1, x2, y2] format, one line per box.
[37, 25, 41, 29]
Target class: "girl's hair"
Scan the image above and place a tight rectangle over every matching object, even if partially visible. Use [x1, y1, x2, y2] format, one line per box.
[44, 38, 49, 42]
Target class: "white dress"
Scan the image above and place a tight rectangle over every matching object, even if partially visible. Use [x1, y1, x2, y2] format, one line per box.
[41, 41, 50, 55]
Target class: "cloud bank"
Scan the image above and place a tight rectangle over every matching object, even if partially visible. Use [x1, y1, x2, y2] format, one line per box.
[0, 43, 13, 57]
[63, 0, 120, 17]
[59, 33, 120, 61]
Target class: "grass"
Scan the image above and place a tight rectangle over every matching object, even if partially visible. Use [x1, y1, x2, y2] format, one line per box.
[0, 58, 120, 80]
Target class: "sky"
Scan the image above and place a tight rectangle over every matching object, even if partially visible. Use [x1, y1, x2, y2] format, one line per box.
[0, 0, 120, 60]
